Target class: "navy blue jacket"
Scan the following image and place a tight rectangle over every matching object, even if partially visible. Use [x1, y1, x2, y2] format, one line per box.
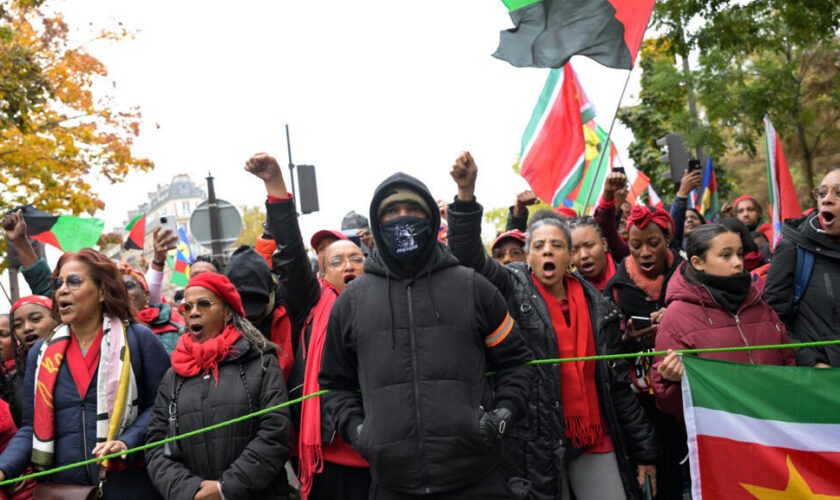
[0, 322, 170, 498]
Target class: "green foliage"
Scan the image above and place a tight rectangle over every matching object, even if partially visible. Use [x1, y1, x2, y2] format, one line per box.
[234, 205, 265, 248]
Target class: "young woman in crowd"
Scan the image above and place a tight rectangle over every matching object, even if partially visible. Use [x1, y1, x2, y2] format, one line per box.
[3, 296, 56, 426]
[766, 168, 840, 367]
[118, 261, 183, 354]
[447, 152, 659, 500]
[652, 224, 794, 418]
[0, 249, 170, 498]
[569, 217, 616, 291]
[145, 272, 292, 500]
[603, 205, 685, 500]
[718, 218, 768, 272]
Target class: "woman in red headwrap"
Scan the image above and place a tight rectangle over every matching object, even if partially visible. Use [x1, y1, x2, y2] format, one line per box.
[145, 272, 292, 500]
[603, 205, 686, 500]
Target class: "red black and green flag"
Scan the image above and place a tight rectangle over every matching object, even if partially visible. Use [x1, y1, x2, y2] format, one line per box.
[16, 205, 105, 253]
[124, 214, 145, 250]
[493, 0, 656, 69]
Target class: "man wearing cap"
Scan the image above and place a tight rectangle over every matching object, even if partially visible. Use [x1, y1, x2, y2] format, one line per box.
[491, 230, 527, 266]
[319, 171, 533, 499]
[733, 194, 773, 243]
[245, 153, 370, 500]
[224, 245, 294, 379]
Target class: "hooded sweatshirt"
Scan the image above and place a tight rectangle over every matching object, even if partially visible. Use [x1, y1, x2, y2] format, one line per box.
[653, 262, 795, 418]
[319, 173, 532, 495]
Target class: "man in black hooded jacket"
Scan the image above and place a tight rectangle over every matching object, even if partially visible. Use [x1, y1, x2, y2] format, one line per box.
[319, 172, 533, 499]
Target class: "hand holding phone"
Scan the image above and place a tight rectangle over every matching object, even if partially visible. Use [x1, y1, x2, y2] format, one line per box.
[159, 215, 177, 236]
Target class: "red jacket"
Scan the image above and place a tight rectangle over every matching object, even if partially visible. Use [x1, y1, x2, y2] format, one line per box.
[652, 262, 795, 418]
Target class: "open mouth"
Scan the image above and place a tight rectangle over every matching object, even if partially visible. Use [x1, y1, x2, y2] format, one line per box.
[822, 211, 836, 225]
[580, 262, 596, 275]
[24, 334, 39, 346]
[58, 300, 73, 314]
[343, 274, 356, 284]
[640, 262, 656, 273]
[189, 323, 204, 337]
[542, 261, 557, 278]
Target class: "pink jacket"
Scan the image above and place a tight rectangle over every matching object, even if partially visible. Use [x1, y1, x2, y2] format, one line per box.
[652, 262, 795, 418]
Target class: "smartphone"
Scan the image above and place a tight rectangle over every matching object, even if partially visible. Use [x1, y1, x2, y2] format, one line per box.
[159, 215, 177, 236]
[630, 315, 652, 329]
[612, 166, 625, 175]
[688, 159, 701, 173]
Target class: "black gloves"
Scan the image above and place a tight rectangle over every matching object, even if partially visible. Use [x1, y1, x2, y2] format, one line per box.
[479, 407, 512, 446]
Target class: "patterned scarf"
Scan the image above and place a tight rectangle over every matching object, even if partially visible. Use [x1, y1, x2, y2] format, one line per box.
[32, 316, 138, 470]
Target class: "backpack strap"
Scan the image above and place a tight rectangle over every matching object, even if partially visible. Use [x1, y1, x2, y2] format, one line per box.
[793, 246, 815, 310]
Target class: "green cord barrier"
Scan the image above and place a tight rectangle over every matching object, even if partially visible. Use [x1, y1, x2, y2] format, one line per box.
[1, 339, 839, 487]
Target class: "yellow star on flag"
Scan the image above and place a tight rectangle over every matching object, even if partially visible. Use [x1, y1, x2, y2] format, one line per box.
[740, 455, 840, 499]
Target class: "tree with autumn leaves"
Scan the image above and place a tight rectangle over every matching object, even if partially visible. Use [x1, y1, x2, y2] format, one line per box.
[0, 0, 152, 217]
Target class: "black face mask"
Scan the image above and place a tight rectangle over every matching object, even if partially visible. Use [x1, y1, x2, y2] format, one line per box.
[379, 216, 432, 263]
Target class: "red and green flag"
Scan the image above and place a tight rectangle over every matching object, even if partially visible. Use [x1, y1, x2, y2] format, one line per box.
[764, 115, 802, 247]
[123, 214, 145, 250]
[682, 356, 840, 499]
[494, 0, 656, 69]
[17, 205, 104, 252]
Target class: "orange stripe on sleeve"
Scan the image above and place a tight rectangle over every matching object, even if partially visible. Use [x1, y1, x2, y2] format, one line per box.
[485, 313, 513, 348]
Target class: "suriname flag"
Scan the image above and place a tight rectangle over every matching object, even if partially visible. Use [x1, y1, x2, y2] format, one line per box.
[682, 356, 840, 499]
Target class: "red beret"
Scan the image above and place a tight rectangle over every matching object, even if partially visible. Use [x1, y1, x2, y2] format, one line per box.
[186, 272, 245, 317]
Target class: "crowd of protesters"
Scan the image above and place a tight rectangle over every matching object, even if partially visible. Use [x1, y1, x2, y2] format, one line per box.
[0, 151, 835, 500]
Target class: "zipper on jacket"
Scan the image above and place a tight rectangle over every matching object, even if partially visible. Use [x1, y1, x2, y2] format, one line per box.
[406, 285, 431, 492]
[80, 401, 93, 483]
[201, 375, 214, 472]
[733, 315, 755, 364]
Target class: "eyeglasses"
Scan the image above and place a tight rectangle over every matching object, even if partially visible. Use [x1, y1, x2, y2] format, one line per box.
[812, 184, 840, 201]
[181, 298, 218, 313]
[492, 248, 525, 259]
[50, 274, 86, 291]
[327, 255, 365, 269]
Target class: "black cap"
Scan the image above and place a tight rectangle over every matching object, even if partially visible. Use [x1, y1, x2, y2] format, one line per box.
[224, 245, 272, 318]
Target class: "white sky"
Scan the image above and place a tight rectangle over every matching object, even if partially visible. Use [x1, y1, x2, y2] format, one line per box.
[1, 0, 645, 309]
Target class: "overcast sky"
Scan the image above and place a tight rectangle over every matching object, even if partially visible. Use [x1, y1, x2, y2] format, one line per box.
[2, 0, 646, 309]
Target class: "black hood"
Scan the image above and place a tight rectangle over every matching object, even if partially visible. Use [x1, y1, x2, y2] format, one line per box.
[781, 213, 840, 260]
[369, 172, 442, 277]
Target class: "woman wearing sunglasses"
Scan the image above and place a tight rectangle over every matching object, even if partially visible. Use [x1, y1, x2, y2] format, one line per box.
[0, 248, 170, 498]
[118, 262, 184, 355]
[145, 272, 292, 500]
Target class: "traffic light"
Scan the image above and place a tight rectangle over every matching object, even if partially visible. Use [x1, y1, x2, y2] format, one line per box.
[656, 133, 690, 182]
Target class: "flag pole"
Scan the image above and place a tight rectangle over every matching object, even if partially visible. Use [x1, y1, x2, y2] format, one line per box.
[581, 68, 634, 214]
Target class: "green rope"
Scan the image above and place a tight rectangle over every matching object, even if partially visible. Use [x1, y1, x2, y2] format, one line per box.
[1, 339, 838, 487]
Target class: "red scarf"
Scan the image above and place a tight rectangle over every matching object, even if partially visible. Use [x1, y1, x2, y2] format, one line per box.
[589, 253, 617, 292]
[65, 329, 103, 398]
[298, 281, 367, 499]
[171, 324, 241, 385]
[743, 250, 764, 271]
[269, 306, 294, 381]
[532, 274, 604, 448]
[625, 251, 675, 302]
[2, 360, 15, 377]
[137, 306, 184, 335]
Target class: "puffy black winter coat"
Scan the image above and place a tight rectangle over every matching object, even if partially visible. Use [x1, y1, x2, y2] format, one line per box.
[447, 198, 660, 500]
[319, 172, 533, 495]
[766, 213, 840, 366]
[145, 336, 292, 500]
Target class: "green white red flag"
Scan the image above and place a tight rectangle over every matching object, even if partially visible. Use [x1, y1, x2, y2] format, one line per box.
[682, 356, 840, 499]
[764, 115, 802, 246]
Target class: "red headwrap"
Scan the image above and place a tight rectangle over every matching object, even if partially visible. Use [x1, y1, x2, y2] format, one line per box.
[554, 207, 579, 219]
[11, 295, 53, 313]
[626, 205, 675, 237]
[186, 272, 245, 317]
[733, 195, 761, 212]
[116, 261, 149, 292]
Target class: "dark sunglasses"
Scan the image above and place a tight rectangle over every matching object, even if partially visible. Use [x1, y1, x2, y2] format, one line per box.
[123, 279, 139, 290]
[181, 298, 218, 313]
[49, 274, 86, 291]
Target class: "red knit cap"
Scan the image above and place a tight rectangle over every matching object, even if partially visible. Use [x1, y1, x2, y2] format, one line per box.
[186, 272, 245, 317]
[626, 205, 675, 237]
[11, 295, 53, 313]
[733, 195, 761, 211]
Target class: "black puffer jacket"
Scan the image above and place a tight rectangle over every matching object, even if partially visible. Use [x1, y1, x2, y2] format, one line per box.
[447, 198, 660, 500]
[766, 213, 840, 366]
[145, 336, 292, 500]
[319, 172, 533, 495]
